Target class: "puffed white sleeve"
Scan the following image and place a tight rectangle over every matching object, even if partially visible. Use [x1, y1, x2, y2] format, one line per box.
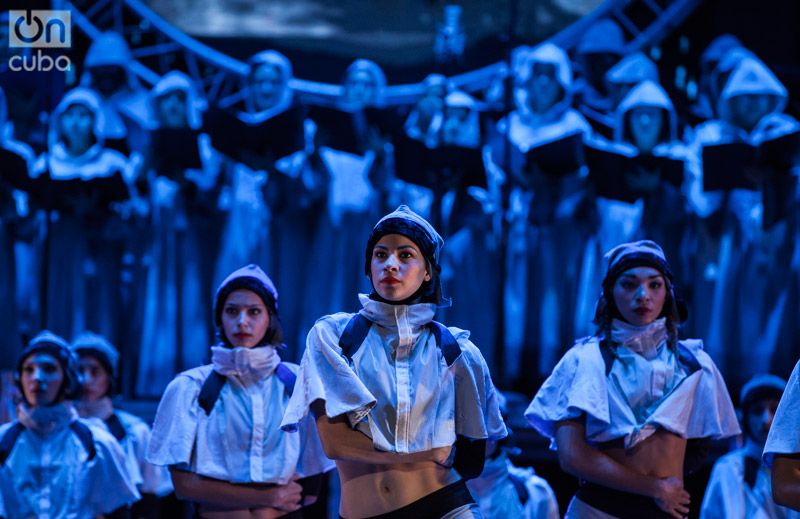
[281, 315, 377, 432]
[698, 453, 744, 519]
[295, 407, 337, 478]
[512, 465, 560, 519]
[679, 341, 740, 440]
[85, 423, 142, 514]
[0, 423, 12, 517]
[146, 373, 203, 467]
[127, 418, 174, 496]
[281, 363, 336, 478]
[764, 360, 800, 467]
[452, 334, 507, 440]
[524, 339, 610, 448]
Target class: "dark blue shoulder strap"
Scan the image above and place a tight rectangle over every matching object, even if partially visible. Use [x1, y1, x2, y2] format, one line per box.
[744, 455, 759, 490]
[105, 412, 127, 442]
[677, 344, 702, 375]
[600, 341, 701, 376]
[339, 314, 373, 363]
[428, 321, 462, 366]
[599, 341, 615, 376]
[69, 421, 96, 461]
[1, 422, 96, 465]
[198, 370, 227, 416]
[276, 362, 297, 396]
[0, 422, 25, 466]
[509, 471, 530, 505]
[339, 315, 462, 366]
[200, 363, 296, 415]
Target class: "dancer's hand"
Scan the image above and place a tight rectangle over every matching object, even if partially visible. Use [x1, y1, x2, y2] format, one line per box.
[653, 477, 690, 519]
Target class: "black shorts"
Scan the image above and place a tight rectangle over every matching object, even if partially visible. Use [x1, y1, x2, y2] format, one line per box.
[575, 481, 674, 519]
[340, 479, 475, 519]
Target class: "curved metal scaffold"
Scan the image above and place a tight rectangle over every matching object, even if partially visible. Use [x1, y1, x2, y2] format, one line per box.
[61, 0, 703, 108]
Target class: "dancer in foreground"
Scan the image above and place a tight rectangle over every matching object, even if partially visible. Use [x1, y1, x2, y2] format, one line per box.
[281, 205, 507, 518]
[148, 264, 333, 518]
[526, 240, 740, 518]
[764, 359, 800, 512]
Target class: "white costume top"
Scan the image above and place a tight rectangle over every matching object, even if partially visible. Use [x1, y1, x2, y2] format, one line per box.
[526, 319, 740, 449]
[78, 398, 173, 497]
[281, 294, 507, 454]
[764, 360, 800, 467]
[147, 345, 333, 484]
[0, 403, 140, 519]
[702, 442, 800, 519]
[466, 453, 560, 519]
[115, 409, 174, 496]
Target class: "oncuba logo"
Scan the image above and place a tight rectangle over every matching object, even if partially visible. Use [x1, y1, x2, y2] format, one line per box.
[8, 10, 72, 71]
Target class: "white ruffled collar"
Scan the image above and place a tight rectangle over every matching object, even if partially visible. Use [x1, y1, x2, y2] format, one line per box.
[211, 344, 280, 381]
[17, 401, 76, 436]
[610, 317, 667, 360]
[49, 141, 105, 173]
[75, 396, 115, 420]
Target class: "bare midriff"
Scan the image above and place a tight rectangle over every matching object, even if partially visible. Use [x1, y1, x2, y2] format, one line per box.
[251, 507, 288, 519]
[601, 428, 688, 481]
[199, 508, 251, 519]
[337, 460, 461, 518]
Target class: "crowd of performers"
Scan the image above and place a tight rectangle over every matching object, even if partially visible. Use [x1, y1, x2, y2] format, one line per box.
[6, 216, 800, 519]
[1, 13, 800, 519]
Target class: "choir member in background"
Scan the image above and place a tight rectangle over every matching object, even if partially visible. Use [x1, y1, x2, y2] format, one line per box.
[683, 53, 800, 383]
[32, 87, 131, 350]
[136, 70, 222, 397]
[493, 41, 594, 386]
[80, 30, 153, 157]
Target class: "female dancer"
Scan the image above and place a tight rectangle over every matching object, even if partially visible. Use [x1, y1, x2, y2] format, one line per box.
[148, 264, 333, 518]
[526, 240, 740, 518]
[72, 330, 174, 516]
[0, 330, 139, 518]
[281, 204, 507, 518]
[765, 359, 800, 511]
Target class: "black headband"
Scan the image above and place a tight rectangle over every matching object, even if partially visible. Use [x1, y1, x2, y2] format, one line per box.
[364, 218, 437, 276]
[603, 251, 673, 290]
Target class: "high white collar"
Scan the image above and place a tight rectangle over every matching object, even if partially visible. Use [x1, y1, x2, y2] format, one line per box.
[211, 344, 280, 381]
[357, 293, 436, 329]
[610, 317, 667, 360]
[17, 401, 76, 436]
[50, 142, 104, 172]
[75, 396, 115, 420]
